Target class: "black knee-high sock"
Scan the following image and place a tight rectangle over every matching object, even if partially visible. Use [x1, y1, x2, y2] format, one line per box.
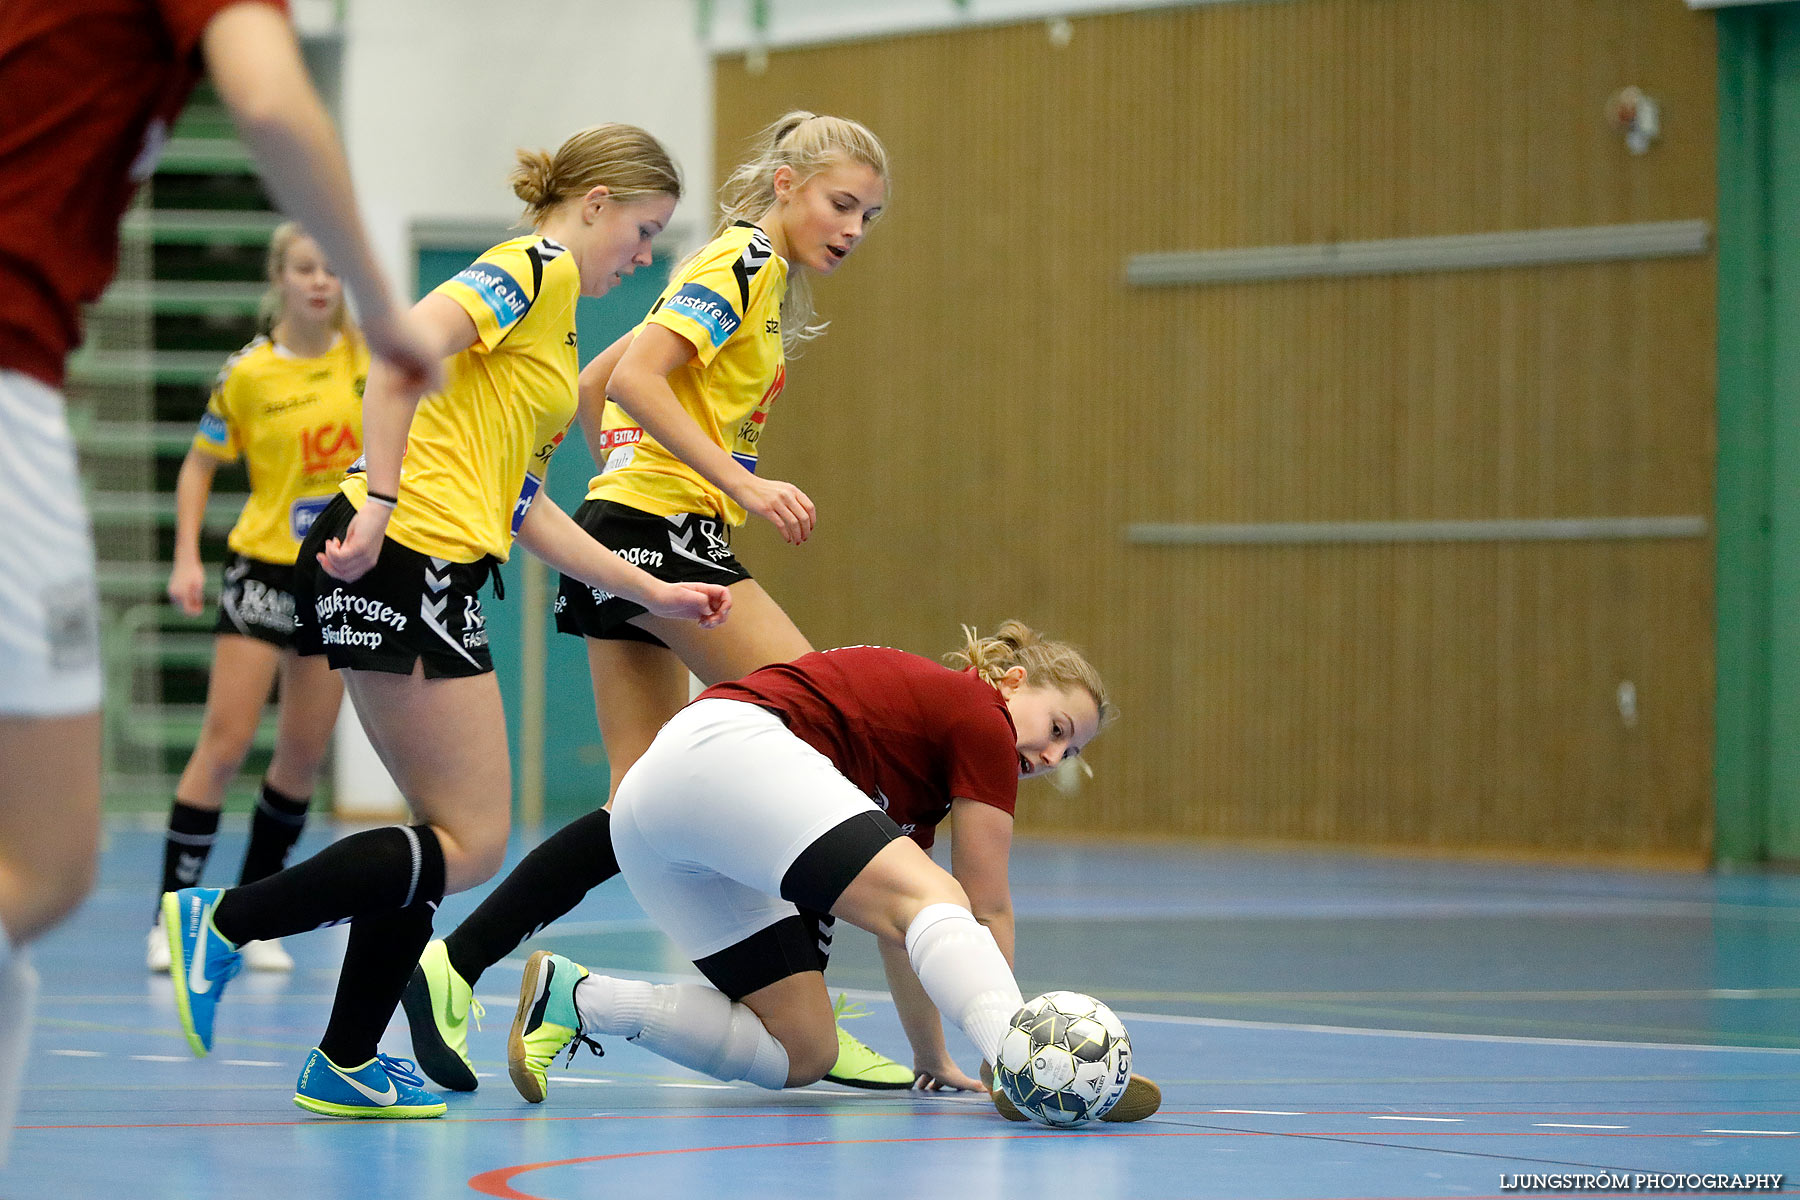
[159, 801, 220, 914]
[212, 824, 446, 947]
[237, 782, 310, 886]
[319, 899, 437, 1068]
[442, 806, 619, 986]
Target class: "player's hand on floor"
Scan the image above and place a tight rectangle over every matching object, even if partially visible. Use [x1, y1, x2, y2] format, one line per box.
[911, 1058, 983, 1092]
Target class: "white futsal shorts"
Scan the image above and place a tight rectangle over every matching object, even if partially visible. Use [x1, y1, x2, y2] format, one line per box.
[610, 698, 899, 971]
[0, 370, 101, 715]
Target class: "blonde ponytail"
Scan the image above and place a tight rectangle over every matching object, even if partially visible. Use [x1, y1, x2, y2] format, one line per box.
[707, 110, 889, 355]
[947, 620, 1115, 727]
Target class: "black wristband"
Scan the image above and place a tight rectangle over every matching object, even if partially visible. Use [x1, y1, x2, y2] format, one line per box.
[365, 489, 398, 506]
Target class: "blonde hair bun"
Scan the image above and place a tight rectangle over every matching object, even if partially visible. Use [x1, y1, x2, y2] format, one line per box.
[509, 149, 558, 212]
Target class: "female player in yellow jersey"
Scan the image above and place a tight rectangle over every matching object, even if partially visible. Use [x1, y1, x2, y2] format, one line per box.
[162, 124, 731, 1120]
[411, 112, 929, 1095]
[146, 223, 364, 976]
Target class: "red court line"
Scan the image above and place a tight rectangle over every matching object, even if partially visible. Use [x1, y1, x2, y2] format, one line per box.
[469, 1131, 1165, 1199]
[467, 1130, 1795, 1200]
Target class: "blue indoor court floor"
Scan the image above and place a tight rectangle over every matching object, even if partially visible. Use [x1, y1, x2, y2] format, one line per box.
[8, 822, 1799, 1199]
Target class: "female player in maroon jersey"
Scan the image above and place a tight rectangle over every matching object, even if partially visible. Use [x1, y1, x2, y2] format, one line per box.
[504, 622, 1160, 1122]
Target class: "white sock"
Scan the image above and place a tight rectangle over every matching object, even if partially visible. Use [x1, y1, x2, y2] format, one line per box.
[904, 902, 1024, 1066]
[0, 952, 39, 1167]
[575, 976, 789, 1089]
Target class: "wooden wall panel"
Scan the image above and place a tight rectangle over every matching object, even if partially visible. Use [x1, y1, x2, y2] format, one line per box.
[712, 0, 1718, 860]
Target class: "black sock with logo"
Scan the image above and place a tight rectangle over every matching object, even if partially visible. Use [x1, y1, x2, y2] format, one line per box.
[159, 801, 220, 915]
[319, 899, 437, 1069]
[237, 781, 310, 886]
[443, 806, 619, 986]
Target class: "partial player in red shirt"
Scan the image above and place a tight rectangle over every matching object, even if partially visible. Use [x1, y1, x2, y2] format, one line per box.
[504, 622, 1159, 1122]
[0, 0, 438, 1160]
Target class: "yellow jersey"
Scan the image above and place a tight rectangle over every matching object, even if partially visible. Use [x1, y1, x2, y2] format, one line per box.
[344, 235, 580, 563]
[191, 333, 367, 565]
[587, 221, 787, 526]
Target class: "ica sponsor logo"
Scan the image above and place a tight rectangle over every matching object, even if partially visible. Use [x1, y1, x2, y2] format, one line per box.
[301, 421, 360, 474]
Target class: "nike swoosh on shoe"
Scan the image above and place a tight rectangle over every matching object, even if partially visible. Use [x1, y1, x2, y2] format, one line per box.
[186, 908, 213, 995]
[337, 1067, 398, 1106]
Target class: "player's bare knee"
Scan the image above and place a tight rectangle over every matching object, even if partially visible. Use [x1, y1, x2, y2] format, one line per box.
[438, 829, 507, 893]
[43, 854, 96, 925]
[266, 747, 327, 792]
[194, 725, 256, 781]
[782, 1027, 839, 1086]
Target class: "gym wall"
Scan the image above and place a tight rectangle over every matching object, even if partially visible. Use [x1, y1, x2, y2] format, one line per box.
[715, 0, 1719, 861]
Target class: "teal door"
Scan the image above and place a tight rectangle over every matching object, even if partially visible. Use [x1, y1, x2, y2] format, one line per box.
[415, 241, 674, 824]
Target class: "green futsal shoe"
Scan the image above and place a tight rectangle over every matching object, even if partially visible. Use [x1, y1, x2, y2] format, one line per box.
[401, 940, 484, 1092]
[508, 950, 602, 1104]
[822, 994, 914, 1090]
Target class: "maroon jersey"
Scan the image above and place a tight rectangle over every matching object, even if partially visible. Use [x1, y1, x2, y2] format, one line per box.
[700, 646, 1019, 850]
[0, 0, 287, 386]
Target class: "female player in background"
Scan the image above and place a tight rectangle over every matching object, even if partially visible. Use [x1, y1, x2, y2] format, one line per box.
[505, 621, 1157, 1124]
[147, 223, 365, 975]
[0, 0, 439, 1158]
[406, 111, 918, 1093]
[165, 124, 732, 1120]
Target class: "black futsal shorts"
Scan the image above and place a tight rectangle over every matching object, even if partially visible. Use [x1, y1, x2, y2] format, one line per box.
[293, 494, 499, 678]
[213, 553, 299, 650]
[552, 498, 750, 649]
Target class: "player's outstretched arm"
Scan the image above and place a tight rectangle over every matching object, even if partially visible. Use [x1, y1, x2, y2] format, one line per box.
[608, 325, 817, 545]
[877, 939, 984, 1091]
[201, 2, 441, 395]
[950, 799, 1017, 967]
[516, 494, 731, 628]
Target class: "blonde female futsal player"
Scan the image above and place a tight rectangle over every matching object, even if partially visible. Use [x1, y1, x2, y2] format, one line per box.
[165, 125, 731, 1120]
[147, 224, 366, 974]
[0, 0, 439, 1157]
[507, 623, 1158, 1124]
[407, 111, 915, 1093]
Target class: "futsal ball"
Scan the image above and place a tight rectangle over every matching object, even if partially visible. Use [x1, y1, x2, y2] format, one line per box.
[994, 991, 1132, 1127]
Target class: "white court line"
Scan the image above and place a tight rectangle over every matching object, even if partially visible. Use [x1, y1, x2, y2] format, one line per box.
[220, 1060, 281, 1067]
[128, 1054, 186, 1063]
[1534, 1123, 1629, 1129]
[1212, 1109, 1305, 1116]
[48, 1050, 101, 1058]
[663, 1083, 734, 1090]
[1113, 1009, 1800, 1054]
[1704, 1128, 1796, 1135]
[1368, 1115, 1463, 1123]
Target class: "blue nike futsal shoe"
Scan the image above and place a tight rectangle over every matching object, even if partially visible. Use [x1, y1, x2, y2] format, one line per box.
[162, 888, 242, 1057]
[293, 1049, 447, 1119]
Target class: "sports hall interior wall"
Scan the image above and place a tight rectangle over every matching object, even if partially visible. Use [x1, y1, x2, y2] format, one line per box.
[714, 0, 1719, 860]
